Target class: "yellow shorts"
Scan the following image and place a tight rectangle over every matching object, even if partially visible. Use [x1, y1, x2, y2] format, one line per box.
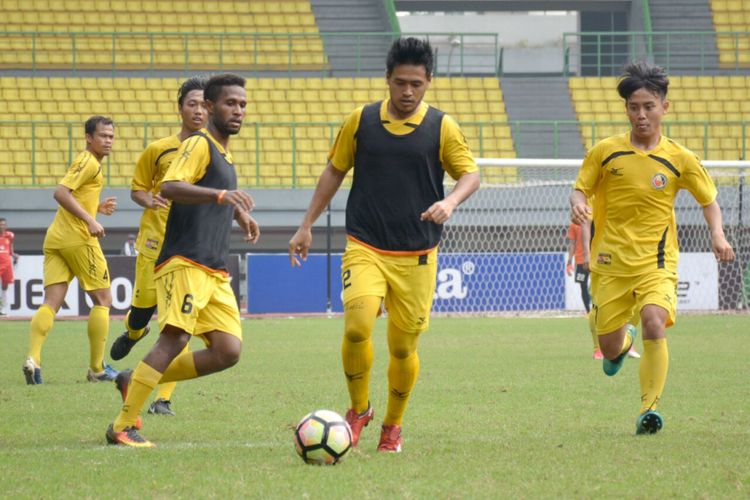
[43, 243, 110, 291]
[341, 240, 437, 332]
[591, 270, 677, 335]
[132, 253, 157, 308]
[155, 261, 242, 342]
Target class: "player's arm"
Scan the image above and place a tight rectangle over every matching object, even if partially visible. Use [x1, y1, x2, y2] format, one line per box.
[422, 115, 480, 224]
[132, 190, 169, 210]
[288, 161, 347, 266]
[421, 171, 480, 224]
[702, 201, 735, 262]
[53, 185, 106, 238]
[580, 219, 591, 271]
[234, 208, 260, 244]
[571, 147, 601, 225]
[160, 180, 254, 213]
[10, 234, 18, 265]
[131, 145, 168, 209]
[569, 190, 591, 225]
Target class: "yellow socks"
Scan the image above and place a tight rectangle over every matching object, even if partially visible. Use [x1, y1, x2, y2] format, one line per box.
[342, 296, 380, 414]
[155, 344, 190, 399]
[87, 305, 110, 371]
[159, 350, 198, 383]
[124, 309, 147, 341]
[384, 322, 421, 426]
[639, 338, 669, 413]
[114, 361, 161, 431]
[28, 304, 55, 364]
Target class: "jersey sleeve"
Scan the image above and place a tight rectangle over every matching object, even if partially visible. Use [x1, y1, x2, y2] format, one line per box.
[439, 115, 478, 181]
[131, 143, 158, 191]
[574, 145, 602, 197]
[678, 153, 718, 206]
[162, 135, 210, 184]
[327, 107, 364, 173]
[59, 154, 100, 191]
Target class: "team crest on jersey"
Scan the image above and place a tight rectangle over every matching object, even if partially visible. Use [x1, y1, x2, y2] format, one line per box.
[651, 173, 667, 190]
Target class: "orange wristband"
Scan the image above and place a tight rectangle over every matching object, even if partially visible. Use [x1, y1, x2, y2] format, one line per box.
[216, 189, 227, 204]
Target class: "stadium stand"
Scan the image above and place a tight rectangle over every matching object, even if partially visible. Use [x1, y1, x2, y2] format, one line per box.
[0, 0, 327, 71]
[0, 76, 513, 187]
[569, 74, 750, 160]
[712, 0, 750, 67]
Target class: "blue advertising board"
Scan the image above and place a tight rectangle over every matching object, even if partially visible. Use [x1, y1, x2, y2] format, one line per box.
[246, 252, 565, 314]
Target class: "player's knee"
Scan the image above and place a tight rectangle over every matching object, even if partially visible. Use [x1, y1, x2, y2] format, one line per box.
[128, 305, 156, 330]
[88, 288, 112, 307]
[219, 344, 241, 368]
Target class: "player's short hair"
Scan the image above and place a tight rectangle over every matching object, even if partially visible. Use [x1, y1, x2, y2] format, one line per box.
[386, 37, 434, 77]
[617, 61, 669, 100]
[178, 76, 208, 107]
[84, 116, 114, 136]
[204, 74, 246, 103]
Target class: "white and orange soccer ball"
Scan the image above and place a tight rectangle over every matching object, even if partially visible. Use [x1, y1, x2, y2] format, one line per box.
[294, 409, 352, 465]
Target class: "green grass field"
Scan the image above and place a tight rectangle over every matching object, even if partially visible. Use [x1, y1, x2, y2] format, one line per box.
[1, 315, 748, 498]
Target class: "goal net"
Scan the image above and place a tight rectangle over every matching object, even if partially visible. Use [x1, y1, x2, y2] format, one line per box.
[436, 158, 750, 314]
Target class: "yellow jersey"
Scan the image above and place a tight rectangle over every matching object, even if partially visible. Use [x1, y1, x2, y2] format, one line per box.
[574, 133, 717, 276]
[131, 134, 181, 259]
[44, 150, 104, 249]
[329, 99, 478, 179]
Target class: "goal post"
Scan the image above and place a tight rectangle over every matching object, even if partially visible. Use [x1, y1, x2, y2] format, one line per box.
[435, 159, 750, 314]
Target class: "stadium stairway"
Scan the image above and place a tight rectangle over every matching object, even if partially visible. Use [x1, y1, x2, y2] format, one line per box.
[501, 76, 584, 159]
[310, 0, 393, 76]
[649, 0, 721, 72]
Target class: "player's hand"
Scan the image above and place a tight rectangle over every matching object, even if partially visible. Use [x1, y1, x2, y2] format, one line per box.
[98, 197, 117, 216]
[236, 210, 260, 244]
[582, 260, 590, 272]
[711, 234, 735, 262]
[12, 254, 18, 266]
[220, 190, 255, 213]
[289, 227, 312, 267]
[420, 199, 457, 224]
[566, 262, 573, 276]
[151, 192, 170, 209]
[570, 201, 592, 226]
[87, 219, 105, 238]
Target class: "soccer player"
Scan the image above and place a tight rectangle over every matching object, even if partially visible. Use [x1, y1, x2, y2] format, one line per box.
[570, 61, 735, 434]
[109, 77, 207, 416]
[23, 116, 119, 385]
[289, 38, 480, 452]
[0, 217, 19, 316]
[106, 74, 259, 448]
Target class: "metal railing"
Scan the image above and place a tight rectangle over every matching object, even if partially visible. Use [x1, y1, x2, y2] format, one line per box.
[563, 30, 750, 76]
[0, 31, 500, 76]
[2, 119, 748, 188]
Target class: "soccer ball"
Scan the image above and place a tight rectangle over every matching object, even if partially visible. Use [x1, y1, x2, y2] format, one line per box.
[294, 409, 352, 465]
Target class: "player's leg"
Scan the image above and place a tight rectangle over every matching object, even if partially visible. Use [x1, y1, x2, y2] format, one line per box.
[111, 254, 157, 360]
[377, 250, 437, 452]
[634, 272, 675, 434]
[576, 265, 591, 313]
[64, 244, 116, 381]
[24, 248, 73, 384]
[340, 243, 387, 445]
[109, 327, 190, 447]
[0, 261, 12, 315]
[588, 308, 602, 359]
[590, 272, 638, 376]
[149, 343, 187, 416]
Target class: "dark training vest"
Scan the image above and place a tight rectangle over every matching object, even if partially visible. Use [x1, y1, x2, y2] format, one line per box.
[347, 101, 445, 252]
[156, 132, 237, 272]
